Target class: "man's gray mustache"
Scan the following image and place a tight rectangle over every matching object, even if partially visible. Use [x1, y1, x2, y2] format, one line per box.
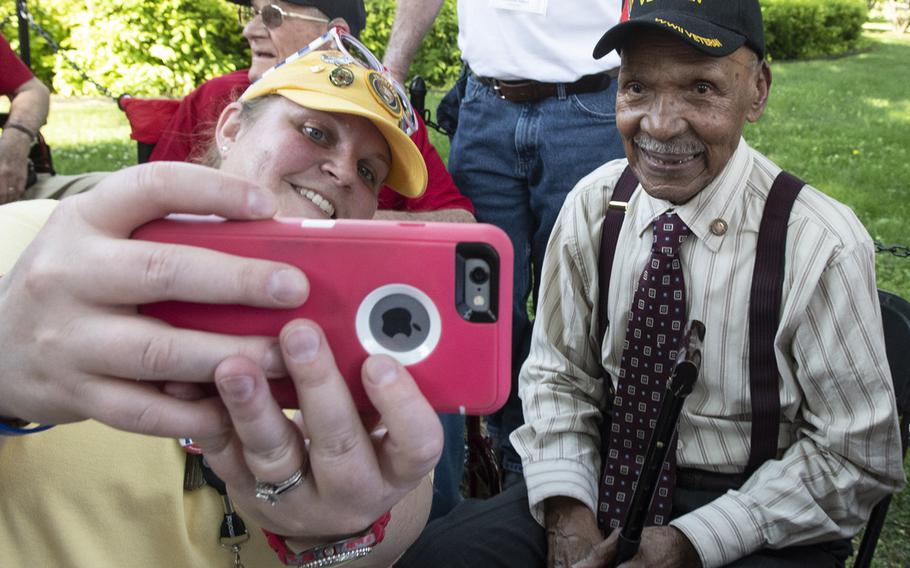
[634, 134, 705, 155]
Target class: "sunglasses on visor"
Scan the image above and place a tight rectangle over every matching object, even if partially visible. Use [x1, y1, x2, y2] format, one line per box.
[260, 26, 419, 136]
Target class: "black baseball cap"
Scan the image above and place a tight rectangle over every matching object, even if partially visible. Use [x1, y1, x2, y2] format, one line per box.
[593, 0, 765, 60]
[228, 0, 367, 38]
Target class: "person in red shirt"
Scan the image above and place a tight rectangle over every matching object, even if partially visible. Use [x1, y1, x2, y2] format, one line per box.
[150, 0, 474, 222]
[0, 32, 50, 204]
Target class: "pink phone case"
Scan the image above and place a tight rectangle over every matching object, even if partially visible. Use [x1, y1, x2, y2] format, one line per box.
[132, 217, 513, 415]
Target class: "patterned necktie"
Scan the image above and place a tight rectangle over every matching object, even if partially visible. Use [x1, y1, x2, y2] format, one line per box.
[598, 212, 691, 532]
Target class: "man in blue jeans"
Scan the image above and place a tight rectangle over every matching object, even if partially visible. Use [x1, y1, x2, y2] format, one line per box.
[384, 0, 625, 478]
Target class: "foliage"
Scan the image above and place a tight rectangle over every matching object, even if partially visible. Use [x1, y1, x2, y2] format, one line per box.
[2, 0, 461, 97]
[763, 0, 869, 59]
[1, 0, 248, 97]
[361, 0, 461, 89]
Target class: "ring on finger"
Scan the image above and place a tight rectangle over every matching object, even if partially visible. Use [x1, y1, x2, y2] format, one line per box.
[255, 468, 306, 506]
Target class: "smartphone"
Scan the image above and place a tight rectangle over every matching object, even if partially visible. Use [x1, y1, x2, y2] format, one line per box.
[132, 216, 513, 415]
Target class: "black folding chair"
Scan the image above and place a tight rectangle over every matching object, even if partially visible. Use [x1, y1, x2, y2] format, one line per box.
[853, 289, 910, 568]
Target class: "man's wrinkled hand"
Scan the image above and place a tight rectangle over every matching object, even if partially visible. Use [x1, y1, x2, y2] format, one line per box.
[572, 525, 701, 568]
[545, 497, 605, 568]
[0, 143, 29, 204]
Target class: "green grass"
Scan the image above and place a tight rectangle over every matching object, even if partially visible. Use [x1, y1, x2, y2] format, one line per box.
[42, 97, 136, 173]
[745, 30, 910, 302]
[870, 480, 910, 568]
[5, 31, 909, 566]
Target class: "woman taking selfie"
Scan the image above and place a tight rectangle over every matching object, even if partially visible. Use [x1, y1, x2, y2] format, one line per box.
[0, 32, 441, 568]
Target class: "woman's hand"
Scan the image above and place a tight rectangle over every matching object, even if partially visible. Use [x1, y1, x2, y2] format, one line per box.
[194, 318, 443, 543]
[0, 162, 309, 437]
[194, 320, 443, 563]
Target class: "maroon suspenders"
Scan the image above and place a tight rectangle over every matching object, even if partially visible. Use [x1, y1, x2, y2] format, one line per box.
[598, 166, 805, 474]
[745, 170, 805, 473]
[596, 167, 644, 457]
[597, 167, 640, 352]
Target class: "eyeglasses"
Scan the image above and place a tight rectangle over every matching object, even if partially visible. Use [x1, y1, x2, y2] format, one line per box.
[238, 4, 330, 30]
[264, 27, 419, 136]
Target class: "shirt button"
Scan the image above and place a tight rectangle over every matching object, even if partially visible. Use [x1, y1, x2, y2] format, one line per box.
[710, 218, 728, 236]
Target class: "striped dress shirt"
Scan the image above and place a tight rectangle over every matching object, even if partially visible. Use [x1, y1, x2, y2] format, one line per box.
[511, 139, 906, 567]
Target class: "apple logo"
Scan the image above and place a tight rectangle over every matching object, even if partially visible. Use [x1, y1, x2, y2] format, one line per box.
[381, 307, 423, 338]
[358, 286, 439, 361]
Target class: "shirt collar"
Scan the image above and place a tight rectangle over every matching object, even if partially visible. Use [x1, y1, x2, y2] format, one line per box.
[629, 138, 753, 253]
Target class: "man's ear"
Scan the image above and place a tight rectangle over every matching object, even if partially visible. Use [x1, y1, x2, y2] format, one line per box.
[746, 61, 772, 123]
[215, 102, 245, 159]
[327, 17, 351, 35]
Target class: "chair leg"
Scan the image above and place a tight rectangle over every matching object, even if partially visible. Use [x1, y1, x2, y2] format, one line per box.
[852, 492, 892, 567]
[137, 142, 155, 164]
[465, 416, 502, 498]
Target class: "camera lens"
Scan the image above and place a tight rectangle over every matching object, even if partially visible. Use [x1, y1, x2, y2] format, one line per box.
[469, 266, 489, 285]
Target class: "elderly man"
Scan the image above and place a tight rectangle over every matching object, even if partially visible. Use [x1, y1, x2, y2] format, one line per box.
[396, 1, 905, 567]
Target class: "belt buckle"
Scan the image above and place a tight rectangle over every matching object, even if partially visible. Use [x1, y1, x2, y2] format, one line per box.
[491, 79, 507, 100]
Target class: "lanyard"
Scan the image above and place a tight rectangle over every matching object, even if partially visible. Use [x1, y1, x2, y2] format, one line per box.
[181, 439, 250, 568]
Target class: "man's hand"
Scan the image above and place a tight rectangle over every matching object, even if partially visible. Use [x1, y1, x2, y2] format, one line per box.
[0, 162, 308, 437]
[573, 525, 701, 568]
[0, 128, 31, 203]
[1, 75, 50, 204]
[193, 319, 443, 546]
[545, 497, 605, 568]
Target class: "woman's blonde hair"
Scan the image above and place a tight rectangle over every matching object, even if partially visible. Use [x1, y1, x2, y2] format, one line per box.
[195, 95, 277, 168]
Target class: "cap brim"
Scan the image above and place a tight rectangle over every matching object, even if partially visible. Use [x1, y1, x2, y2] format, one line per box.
[593, 13, 747, 59]
[275, 89, 427, 198]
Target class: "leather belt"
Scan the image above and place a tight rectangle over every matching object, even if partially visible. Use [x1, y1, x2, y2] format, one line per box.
[474, 69, 616, 103]
[675, 468, 747, 493]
